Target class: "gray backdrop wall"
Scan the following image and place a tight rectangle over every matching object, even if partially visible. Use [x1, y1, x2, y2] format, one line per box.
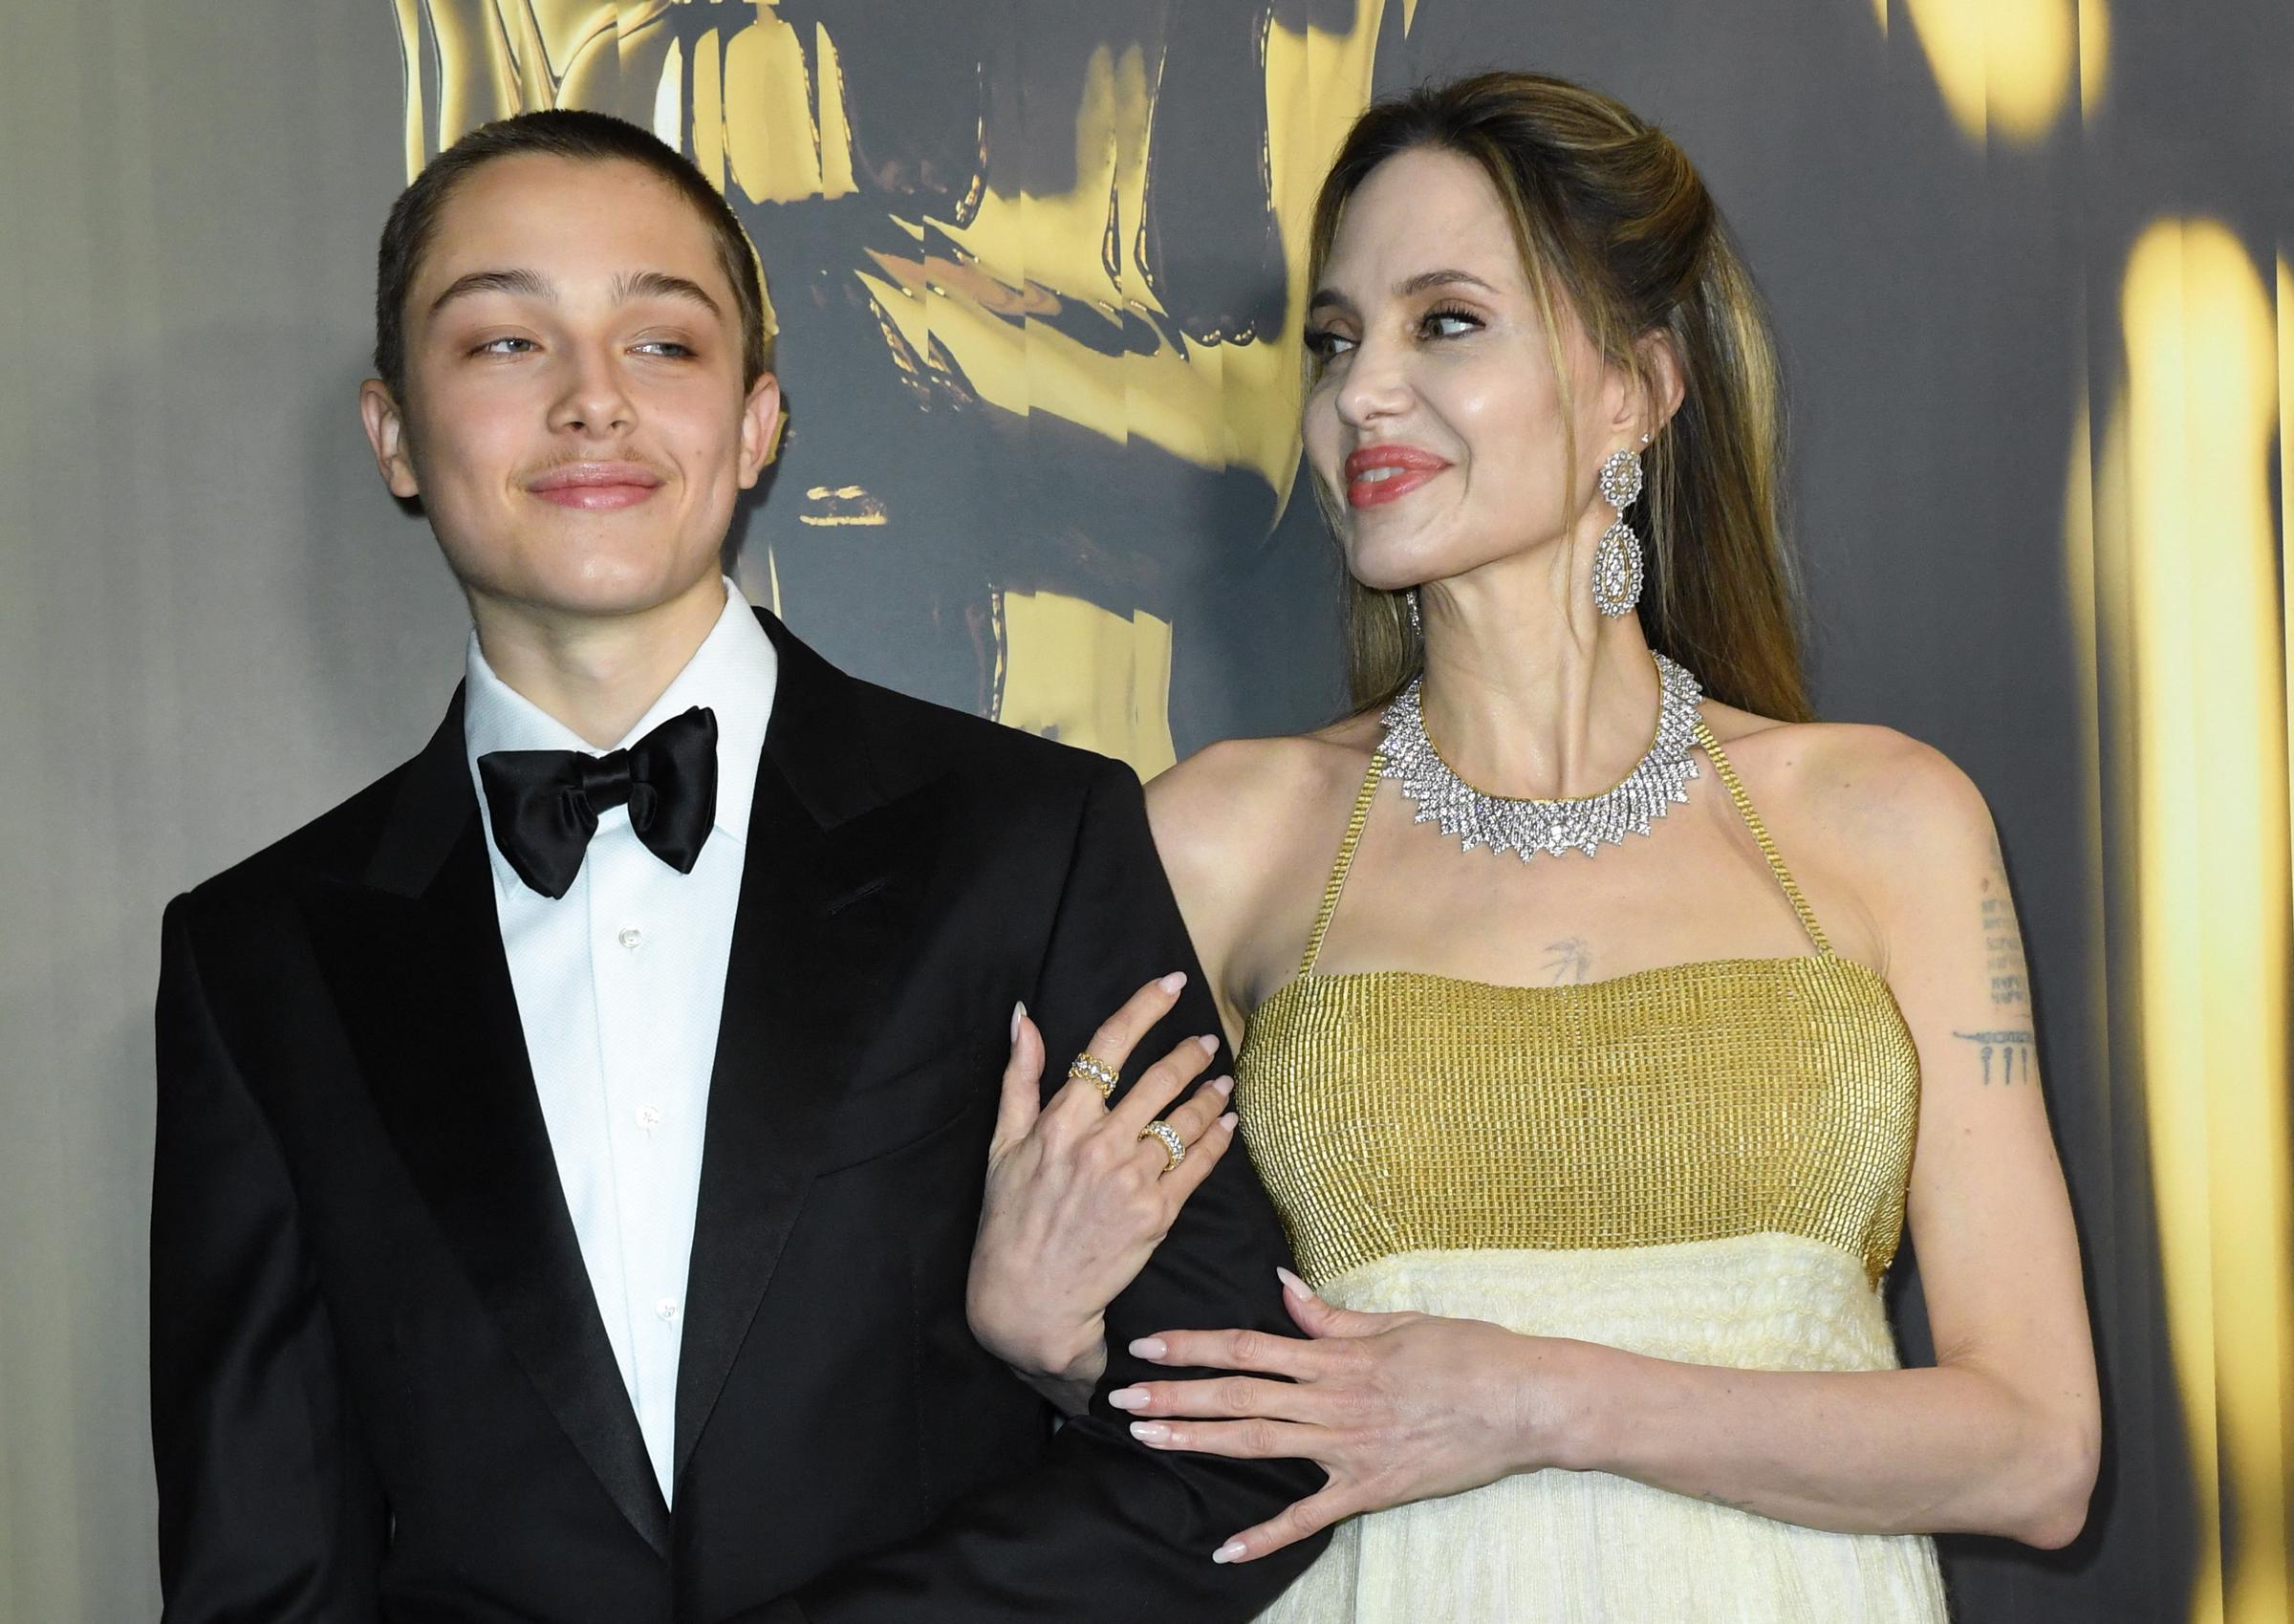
[5, 2, 2289, 1620]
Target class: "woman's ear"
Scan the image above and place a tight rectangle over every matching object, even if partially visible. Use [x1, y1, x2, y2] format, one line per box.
[1632, 330, 1687, 438]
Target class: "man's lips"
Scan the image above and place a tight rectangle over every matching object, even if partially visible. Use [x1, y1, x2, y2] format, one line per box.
[1344, 444, 1450, 509]
[526, 462, 665, 511]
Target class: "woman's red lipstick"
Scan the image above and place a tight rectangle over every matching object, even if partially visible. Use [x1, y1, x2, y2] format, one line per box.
[1345, 444, 1450, 509]
[527, 462, 665, 511]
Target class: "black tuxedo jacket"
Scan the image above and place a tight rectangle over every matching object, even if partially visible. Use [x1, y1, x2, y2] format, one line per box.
[152, 609, 1326, 1623]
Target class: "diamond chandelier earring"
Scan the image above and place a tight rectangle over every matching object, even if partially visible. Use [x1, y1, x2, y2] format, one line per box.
[1406, 587, 1421, 636]
[1592, 435, 1649, 617]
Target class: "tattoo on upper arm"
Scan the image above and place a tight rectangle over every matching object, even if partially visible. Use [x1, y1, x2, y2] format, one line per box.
[1952, 1029, 2038, 1084]
[1542, 938, 1591, 985]
[1980, 878, 2028, 1009]
[1963, 868, 2038, 1083]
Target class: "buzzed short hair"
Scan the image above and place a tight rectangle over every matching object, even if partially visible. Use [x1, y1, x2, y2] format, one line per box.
[373, 109, 771, 400]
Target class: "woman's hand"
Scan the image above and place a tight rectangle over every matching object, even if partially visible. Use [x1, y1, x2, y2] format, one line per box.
[1113, 1270, 1600, 1563]
[966, 974, 1240, 1411]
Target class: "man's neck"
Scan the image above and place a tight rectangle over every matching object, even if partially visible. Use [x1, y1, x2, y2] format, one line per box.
[469, 574, 731, 748]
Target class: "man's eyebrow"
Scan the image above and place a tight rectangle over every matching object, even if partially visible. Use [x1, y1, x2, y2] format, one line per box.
[427, 268, 553, 316]
[612, 270, 723, 317]
[425, 268, 724, 319]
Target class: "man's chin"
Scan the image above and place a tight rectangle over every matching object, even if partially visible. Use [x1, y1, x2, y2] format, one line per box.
[464, 558, 725, 629]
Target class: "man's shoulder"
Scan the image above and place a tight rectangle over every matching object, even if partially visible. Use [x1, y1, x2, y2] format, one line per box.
[179, 751, 425, 921]
[839, 667, 1125, 807]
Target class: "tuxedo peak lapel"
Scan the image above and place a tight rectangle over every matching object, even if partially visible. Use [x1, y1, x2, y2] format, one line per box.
[363, 687, 476, 898]
[306, 696, 670, 1557]
[751, 608, 934, 828]
[674, 620, 948, 1483]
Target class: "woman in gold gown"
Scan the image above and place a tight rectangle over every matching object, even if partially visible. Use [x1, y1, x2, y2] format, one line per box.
[965, 71, 2098, 1621]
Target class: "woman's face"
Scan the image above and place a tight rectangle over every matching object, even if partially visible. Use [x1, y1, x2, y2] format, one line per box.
[1302, 146, 1631, 596]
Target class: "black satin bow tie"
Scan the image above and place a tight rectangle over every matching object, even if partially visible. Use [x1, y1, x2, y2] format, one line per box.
[477, 705, 720, 899]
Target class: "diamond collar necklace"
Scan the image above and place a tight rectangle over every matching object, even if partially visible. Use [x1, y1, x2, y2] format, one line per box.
[1376, 654, 1705, 860]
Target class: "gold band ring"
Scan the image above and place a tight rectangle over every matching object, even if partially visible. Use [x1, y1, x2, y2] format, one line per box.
[1069, 1052, 1120, 1100]
[1139, 1119, 1186, 1174]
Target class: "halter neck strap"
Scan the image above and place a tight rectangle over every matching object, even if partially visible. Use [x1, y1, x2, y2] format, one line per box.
[1696, 721, 1832, 956]
[1299, 751, 1386, 978]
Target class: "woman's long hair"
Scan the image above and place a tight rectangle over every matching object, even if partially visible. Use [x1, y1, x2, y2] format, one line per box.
[1310, 72, 1810, 723]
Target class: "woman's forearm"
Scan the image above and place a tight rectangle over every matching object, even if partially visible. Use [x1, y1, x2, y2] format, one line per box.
[1555, 1341, 2098, 1547]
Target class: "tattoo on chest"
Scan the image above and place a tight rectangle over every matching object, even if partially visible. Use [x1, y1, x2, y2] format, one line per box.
[1542, 938, 1592, 985]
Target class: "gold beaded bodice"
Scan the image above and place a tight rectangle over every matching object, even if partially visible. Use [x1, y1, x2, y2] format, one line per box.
[1234, 724, 1921, 1289]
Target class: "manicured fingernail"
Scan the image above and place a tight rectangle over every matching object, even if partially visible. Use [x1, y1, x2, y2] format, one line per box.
[1129, 1420, 1172, 1444]
[1219, 1112, 1238, 1131]
[1276, 1266, 1310, 1300]
[1009, 1001, 1026, 1042]
[1128, 1336, 1167, 1359]
[1108, 1386, 1149, 1411]
[1196, 1033, 1220, 1056]
[1213, 1542, 1246, 1564]
[1158, 970, 1187, 994]
[1213, 1075, 1234, 1096]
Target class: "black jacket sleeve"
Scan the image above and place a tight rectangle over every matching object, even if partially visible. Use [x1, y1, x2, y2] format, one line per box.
[742, 756, 1328, 1623]
[151, 895, 387, 1622]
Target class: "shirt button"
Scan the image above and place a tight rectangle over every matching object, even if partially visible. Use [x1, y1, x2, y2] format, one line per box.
[617, 926, 644, 951]
[636, 1103, 663, 1133]
[655, 1298, 680, 1323]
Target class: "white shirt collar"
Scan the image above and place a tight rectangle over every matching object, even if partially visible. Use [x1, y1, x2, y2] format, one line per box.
[463, 579, 778, 889]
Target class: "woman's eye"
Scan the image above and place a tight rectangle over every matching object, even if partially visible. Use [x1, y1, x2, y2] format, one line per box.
[1420, 308, 1482, 339]
[1304, 327, 1357, 361]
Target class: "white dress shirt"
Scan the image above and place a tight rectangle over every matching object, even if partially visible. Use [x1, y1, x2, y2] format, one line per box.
[463, 581, 776, 1504]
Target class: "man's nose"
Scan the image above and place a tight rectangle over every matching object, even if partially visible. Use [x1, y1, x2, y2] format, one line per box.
[549, 348, 637, 435]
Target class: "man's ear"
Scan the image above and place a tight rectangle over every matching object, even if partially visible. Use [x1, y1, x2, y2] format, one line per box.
[738, 372, 785, 488]
[359, 379, 422, 499]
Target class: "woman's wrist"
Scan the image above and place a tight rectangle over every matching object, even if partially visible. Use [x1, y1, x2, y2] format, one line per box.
[1001, 1334, 1105, 1419]
[1513, 1334, 1627, 1476]
[1012, 1352, 1106, 1418]
[971, 1293, 1107, 1414]
[970, 1288, 1107, 1389]
[1036, 1334, 1109, 1393]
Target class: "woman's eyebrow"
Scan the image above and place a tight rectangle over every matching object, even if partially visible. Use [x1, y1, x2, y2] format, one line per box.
[1308, 268, 1500, 315]
[1394, 268, 1498, 297]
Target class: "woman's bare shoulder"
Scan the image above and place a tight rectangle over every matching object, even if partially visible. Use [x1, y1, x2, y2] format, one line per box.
[1143, 717, 1386, 1020]
[1146, 714, 1383, 878]
[1701, 704, 1999, 885]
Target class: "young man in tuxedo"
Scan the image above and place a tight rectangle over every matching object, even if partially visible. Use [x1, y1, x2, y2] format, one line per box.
[150, 111, 1321, 1622]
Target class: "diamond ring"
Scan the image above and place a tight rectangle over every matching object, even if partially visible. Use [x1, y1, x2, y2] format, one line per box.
[1139, 1119, 1186, 1174]
[1069, 1052, 1119, 1100]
